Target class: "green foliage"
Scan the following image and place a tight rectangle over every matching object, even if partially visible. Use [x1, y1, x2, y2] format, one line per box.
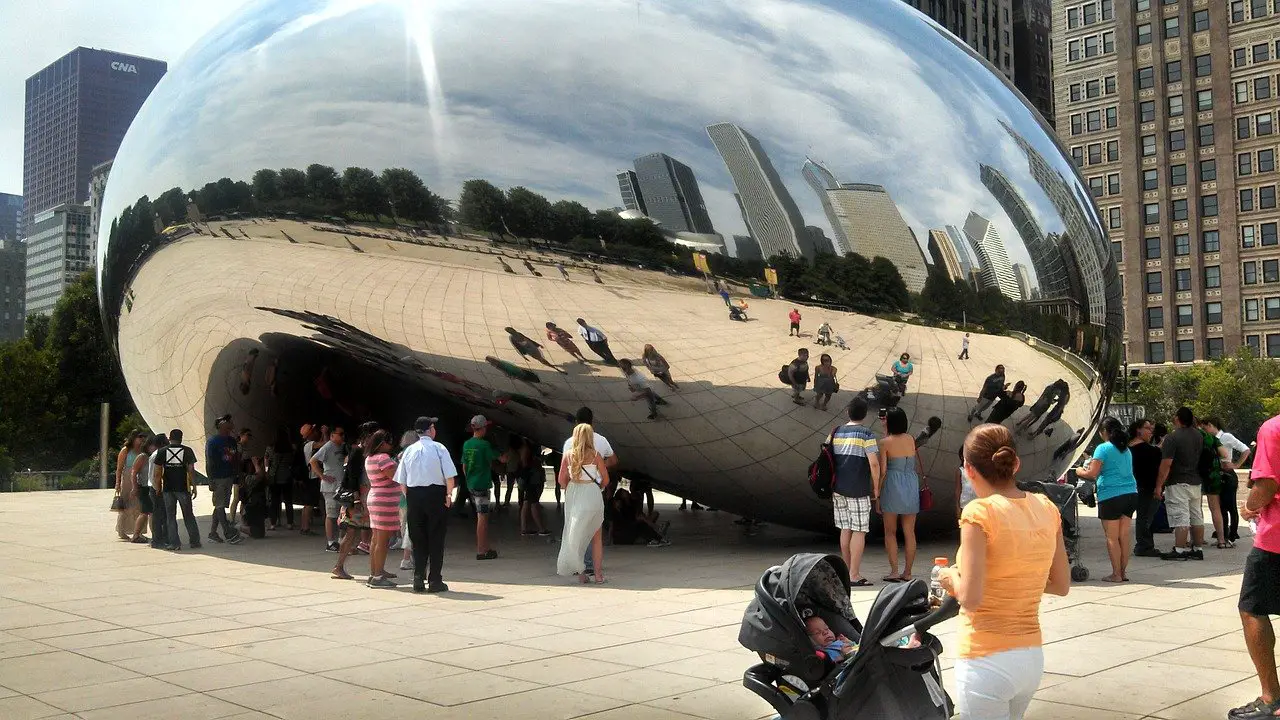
[458, 179, 509, 235]
[1133, 348, 1280, 442]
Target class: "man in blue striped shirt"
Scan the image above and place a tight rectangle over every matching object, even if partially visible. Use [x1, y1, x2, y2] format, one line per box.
[826, 397, 880, 587]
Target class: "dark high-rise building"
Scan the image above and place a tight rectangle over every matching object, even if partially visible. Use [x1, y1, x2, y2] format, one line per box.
[615, 169, 647, 215]
[22, 48, 166, 236]
[0, 193, 22, 242]
[0, 239, 24, 340]
[903, 0, 1015, 79]
[631, 153, 714, 235]
[1012, 0, 1054, 123]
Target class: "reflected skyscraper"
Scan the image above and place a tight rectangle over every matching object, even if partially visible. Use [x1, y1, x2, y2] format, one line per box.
[944, 224, 977, 281]
[732, 234, 763, 261]
[927, 228, 966, 283]
[979, 163, 1067, 300]
[631, 153, 714, 235]
[1013, 263, 1033, 301]
[963, 211, 1020, 300]
[706, 123, 808, 260]
[825, 183, 929, 293]
[615, 169, 647, 215]
[801, 158, 850, 255]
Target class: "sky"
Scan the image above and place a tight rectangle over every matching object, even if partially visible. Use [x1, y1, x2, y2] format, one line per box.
[0, 0, 252, 194]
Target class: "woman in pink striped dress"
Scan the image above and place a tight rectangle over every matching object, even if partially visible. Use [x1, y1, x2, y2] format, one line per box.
[363, 430, 400, 589]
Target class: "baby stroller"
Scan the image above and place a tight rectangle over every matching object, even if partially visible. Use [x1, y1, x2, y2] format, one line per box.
[863, 373, 906, 409]
[740, 553, 958, 719]
[1018, 479, 1089, 582]
[730, 304, 749, 321]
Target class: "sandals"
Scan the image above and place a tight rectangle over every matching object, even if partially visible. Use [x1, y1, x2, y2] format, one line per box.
[850, 578, 873, 587]
[882, 575, 904, 583]
[331, 568, 353, 580]
[593, 575, 606, 584]
[1217, 541, 1236, 549]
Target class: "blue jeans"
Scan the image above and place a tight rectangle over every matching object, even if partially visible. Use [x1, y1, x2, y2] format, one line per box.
[164, 491, 201, 547]
[150, 488, 168, 548]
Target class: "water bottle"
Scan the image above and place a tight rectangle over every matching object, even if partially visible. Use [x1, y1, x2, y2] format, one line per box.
[929, 557, 949, 606]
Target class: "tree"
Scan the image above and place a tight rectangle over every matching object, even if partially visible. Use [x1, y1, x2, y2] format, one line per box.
[24, 314, 50, 348]
[548, 200, 593, 243]
[278, 167, 307, 199]
[504, 186, 554, 240]
[305, 164, 342, 205]
[867, 256, 910, 312]
[154, 187, 189, 227]
[251, 169, 281, 203]
[458, 179, 508, 236]
[380, 168, 433, 223]
[341, 167, 390, 219]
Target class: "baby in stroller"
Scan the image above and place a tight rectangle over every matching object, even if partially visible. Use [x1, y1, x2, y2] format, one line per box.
[740, 553, 957, 719]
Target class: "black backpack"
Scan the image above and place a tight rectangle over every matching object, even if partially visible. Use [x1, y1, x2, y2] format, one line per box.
[808, 426, 841, 499]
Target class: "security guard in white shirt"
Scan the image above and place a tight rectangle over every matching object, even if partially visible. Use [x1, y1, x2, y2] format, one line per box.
[394, 416, 457, 593]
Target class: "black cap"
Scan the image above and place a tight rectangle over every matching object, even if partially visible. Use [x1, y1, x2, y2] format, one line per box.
[414, 416, 438, 433]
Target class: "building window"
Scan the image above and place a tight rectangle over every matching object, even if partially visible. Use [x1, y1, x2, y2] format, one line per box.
[1258, 77, 1272, 100]
[1170, 129, 1186, 151]
[1172, 198, 1189, 221]
[1086, 80, 1100, 98]
[1083, 3, 1098, 24]
[1146, 270, 1163, 293]
[1252, 0, 1270, 19]
[1108, 173, 1121, 194]
[1236, 48, 1249, 68]
[1193, 9, 1210, 30]
[1166, 60, 1182, 83]
[1201, 159, 1217, 180]
[1237, 81, 1251, 104]
[1199, 124, 1215, 146]
[1270, 335, 1280, 358]
[1265, 222, 1279, 246]
[1259, 113, 1275, 136]
[1144, 202, 1160, 224]
[1247, 334, 1261, 355]
[1144, 168, 1159, 190]
[1232, 1, 1246, 22]
[1070, 83, 1082, 102]
[1174, 234, 1191, 256]
[1138, 66, 1155, 89]
[1148, 341, 1166, 363]
[1177, 340, 1195, 362]
[1164, 16, 1180, 38]
[1103, 32, 1115, 53]
[1205, 266, 1222, 288]
[1207, 337, 1225, 359]
[1195, 54, 1212, 77]
[1176, 268, 1192, 290]
[1145, 236, 1162, 258]
[1171, 164, 1187, 186]
[1110, 207, 1123, 229]
[1106, 106, 1118, 128]
[1201, 194, 1219, 217]
[1147, 306, 1164, 328]
[1072, 147, 1085, 166]
[1102, 0, 1115, 20]
[1140, 100, 1156, 122]
[1268, 297, 1280, 320]
[1239, 116, 1253, 139]
[1263, 186, 1277, 209]
[1085, 35, 1100, 57]
[1267, 259, 1280, 282]
[1246, 260, 1259, 284]
[1177, 304, 1194, 326]
[1106, 75, 1117, 94]
[1169, 95, 1184, 117]
[1206, 301, 1224, 323]
[1143, 135, 1157, 156]
[1255, 42, 1271, 62]
[1244, 225, 1257, 247]
[1072, 114, 1083, 135]
[1089, 143, 1103, 164]
[1203, 230, 1220, 252]
[1107, 139, 1120, 161]
[1068, 7, 1079, 28]
[1069, 39, 1081, 61]
[1260, 149, 1276, 172]
[1197, 89, 1213, 111]
[1241, 152, 1255, 176]
[1112, 240, 1123, 263]
[1088, 109, 1102, 131]
[1090, 177, 1105, 198]
[1247, 298, 1261, 321]
[1137, 22, 1152, 44]
[1243, 188, 1256, 211]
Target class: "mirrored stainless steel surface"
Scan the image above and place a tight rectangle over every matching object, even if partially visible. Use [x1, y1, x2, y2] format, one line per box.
[99, 0, 1120, 531]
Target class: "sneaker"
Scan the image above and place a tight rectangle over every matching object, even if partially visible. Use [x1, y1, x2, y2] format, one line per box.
[227, 535, 243, 545]
[1188, 548, 1204, 560]
[426, 581, 449, 593]
[367, 576, 396, 589]
[658, 521, 671, 536]
[357, 542, 370, 554]
[647, 538, 672, 547]
[167, 545, 180, 552]
[1134, 547, 1163, 558]
[537, 530, 552, 537]
[413, 581, 426, 593]
[190, 542, 202, 549]
[476, 549, 498, 560]
[388, 538, 402, 550]
[399, 559, 414, 571]
[326, 541, 339, 552]
[1160, 549, 1191, 561]
[207, 533, 224, 544]
[1228, 697, 1280, 720]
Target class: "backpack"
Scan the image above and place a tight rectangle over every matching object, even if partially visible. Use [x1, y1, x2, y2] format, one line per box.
[1197, 430, 1221, 485]
[808, 426, 842, 500]
[779, 364, 792, 386]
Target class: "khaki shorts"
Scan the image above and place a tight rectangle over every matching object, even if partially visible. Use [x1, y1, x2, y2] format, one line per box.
[1164, 484, 1203, 528]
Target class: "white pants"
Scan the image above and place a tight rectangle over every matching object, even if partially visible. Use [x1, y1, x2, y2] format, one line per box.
[954, 647, 1043, 720]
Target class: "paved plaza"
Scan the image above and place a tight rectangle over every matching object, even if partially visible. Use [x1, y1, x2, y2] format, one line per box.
[0, 488, 1267, 720]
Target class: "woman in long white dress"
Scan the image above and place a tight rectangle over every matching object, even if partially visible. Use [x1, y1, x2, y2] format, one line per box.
[557, 423, 609, 583]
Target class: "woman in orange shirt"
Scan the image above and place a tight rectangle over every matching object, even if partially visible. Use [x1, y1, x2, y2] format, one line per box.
[939, 424, 1070, 720]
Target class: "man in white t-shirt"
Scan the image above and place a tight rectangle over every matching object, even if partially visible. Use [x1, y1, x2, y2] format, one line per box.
[958, 333, 970, 360]
[563, 407, 617, 573]
[309, 426, 348, 552]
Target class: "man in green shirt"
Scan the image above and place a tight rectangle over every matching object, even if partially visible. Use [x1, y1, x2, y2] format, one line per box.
[462, 415, 506, 560]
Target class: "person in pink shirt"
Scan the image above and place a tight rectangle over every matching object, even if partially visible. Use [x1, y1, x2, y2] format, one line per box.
[1232, 415, 1280, 720]
[788, 308, 802, 336]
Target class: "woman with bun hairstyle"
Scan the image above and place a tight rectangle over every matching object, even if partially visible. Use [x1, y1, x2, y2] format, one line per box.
[939, 424, 1070, 720]
[1075, 417, 1138, 582]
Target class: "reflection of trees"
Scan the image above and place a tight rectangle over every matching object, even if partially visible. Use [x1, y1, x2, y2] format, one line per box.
[768, 253, 909, 314]
[918, 265, 1079, 350]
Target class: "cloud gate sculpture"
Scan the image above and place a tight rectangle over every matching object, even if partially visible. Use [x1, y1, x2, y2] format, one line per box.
[99, 0, 1121, 532]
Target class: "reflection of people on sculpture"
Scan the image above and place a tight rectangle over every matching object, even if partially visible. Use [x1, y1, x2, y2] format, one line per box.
[729, 300, 749, 321]
[786, 348, 810, 405]
[266, 356, 278, 397]
[610, 488, 670, 546]
[816, 321, 833, 346]
[557, 262, 570, 281]
[891, 352, 913, 387]
[788, 308, 802, 336]
[915, 416, 943, 448]
[1015, 379, 1069, 434]
[499, 257, 515, 273]
[641, 344, 679, 390]
[984, 381, 1027, 425]
[1027, 384, 1071, 439]
[619, 359, 668, 420]
[240, 348, 259, 395]
[719, 286, 731, 306]
[544, 322, 587, 362]
[505, 327, 565, 373]
[812, 353, 838, 411]
[592, 268, 603, 284]
[576, 318, 617, 365]
[522, 258, 541, 276]
[967, 364, 1007, 422]
[486, 355, 546, 395]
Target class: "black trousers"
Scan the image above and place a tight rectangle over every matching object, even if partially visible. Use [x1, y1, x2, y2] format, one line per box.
[406, 485, 448, 585]
[586, 339, 617, 365]
[1220, 477, 1240, 540]
[270, 482, 294, 526]
[1135, 487, 1159, 552]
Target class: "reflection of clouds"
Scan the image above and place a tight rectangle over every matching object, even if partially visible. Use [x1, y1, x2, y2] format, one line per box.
[103, 0, 1094, 279]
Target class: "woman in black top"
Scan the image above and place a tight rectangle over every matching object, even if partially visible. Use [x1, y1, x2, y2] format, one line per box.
[266, 425, 295, 530]
[985, 381, 1027, 425]
[1128, 418, 1164, 557]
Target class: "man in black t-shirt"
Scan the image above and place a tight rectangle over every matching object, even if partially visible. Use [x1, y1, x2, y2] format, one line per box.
[1128, 419, 1164, 557]
[155, 429, 201, 551]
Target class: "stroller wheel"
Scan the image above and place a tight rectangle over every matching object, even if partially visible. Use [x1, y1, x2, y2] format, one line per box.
[1071, 565, 1089, 583]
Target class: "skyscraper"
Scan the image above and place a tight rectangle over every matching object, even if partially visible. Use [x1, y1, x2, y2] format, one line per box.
[825, 183, 930, 293]
[87, 160, 112, 260]
[25, 203, 92, 319]
[945, 224, 978, 280]
[615, 169, 647, 215]
[1013, 262, 1034, 300]
[22, 48, 166, 236]
[963, 211, 1021, 300]
[706, 123, 809, 260]
[927, 228, 967, 282]
[1052, 0, 1280, 364]
[1012, 0, 1054, 123]
[801, 157, 850, 254]
[0, 239, 24, 340]
[631, 153, 714, 235]
[979, 163, 1068, 299]
[0, 193, 22, 242]
[902, 0, 1015, 81]
[733, 235, 763, 261]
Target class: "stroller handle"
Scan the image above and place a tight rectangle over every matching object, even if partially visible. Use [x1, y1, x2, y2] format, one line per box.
[878, 595, 960, 647]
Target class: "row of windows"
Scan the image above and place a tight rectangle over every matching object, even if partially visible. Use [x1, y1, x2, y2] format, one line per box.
[1244, 259, 1280, 284]
[1238, 111, 1277, 140]
[1141, 125, 1214, 156]
[1241, 222, 1280, 248]
[1065, 0, 1113, 29]
[1234, 42, 1280, 69]
[1071, 139, 1121, 167]
[1136, 11, 1210, 45]
[1245, 297, 1280, 322]
[1137, 56, 1212, 90]
[1239, 148, 1278, 177]
[1067, 75, 1117, 102]
[1230, 0, 1279, 23]
[1142, 195, 1219, 225]
[1240, 185, 1279, 212]
[1146, 338, 1225, 364]
[1144, 266, 1221, 294]
[1146, 301, 1222, 329]
[1236, 76, 1275, 105]
[1142, 233, 1220, 259]
[1069, 106, 1118, 135]
[1088, 173, 1121, 198]
[1067, 32, 1114, 62]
